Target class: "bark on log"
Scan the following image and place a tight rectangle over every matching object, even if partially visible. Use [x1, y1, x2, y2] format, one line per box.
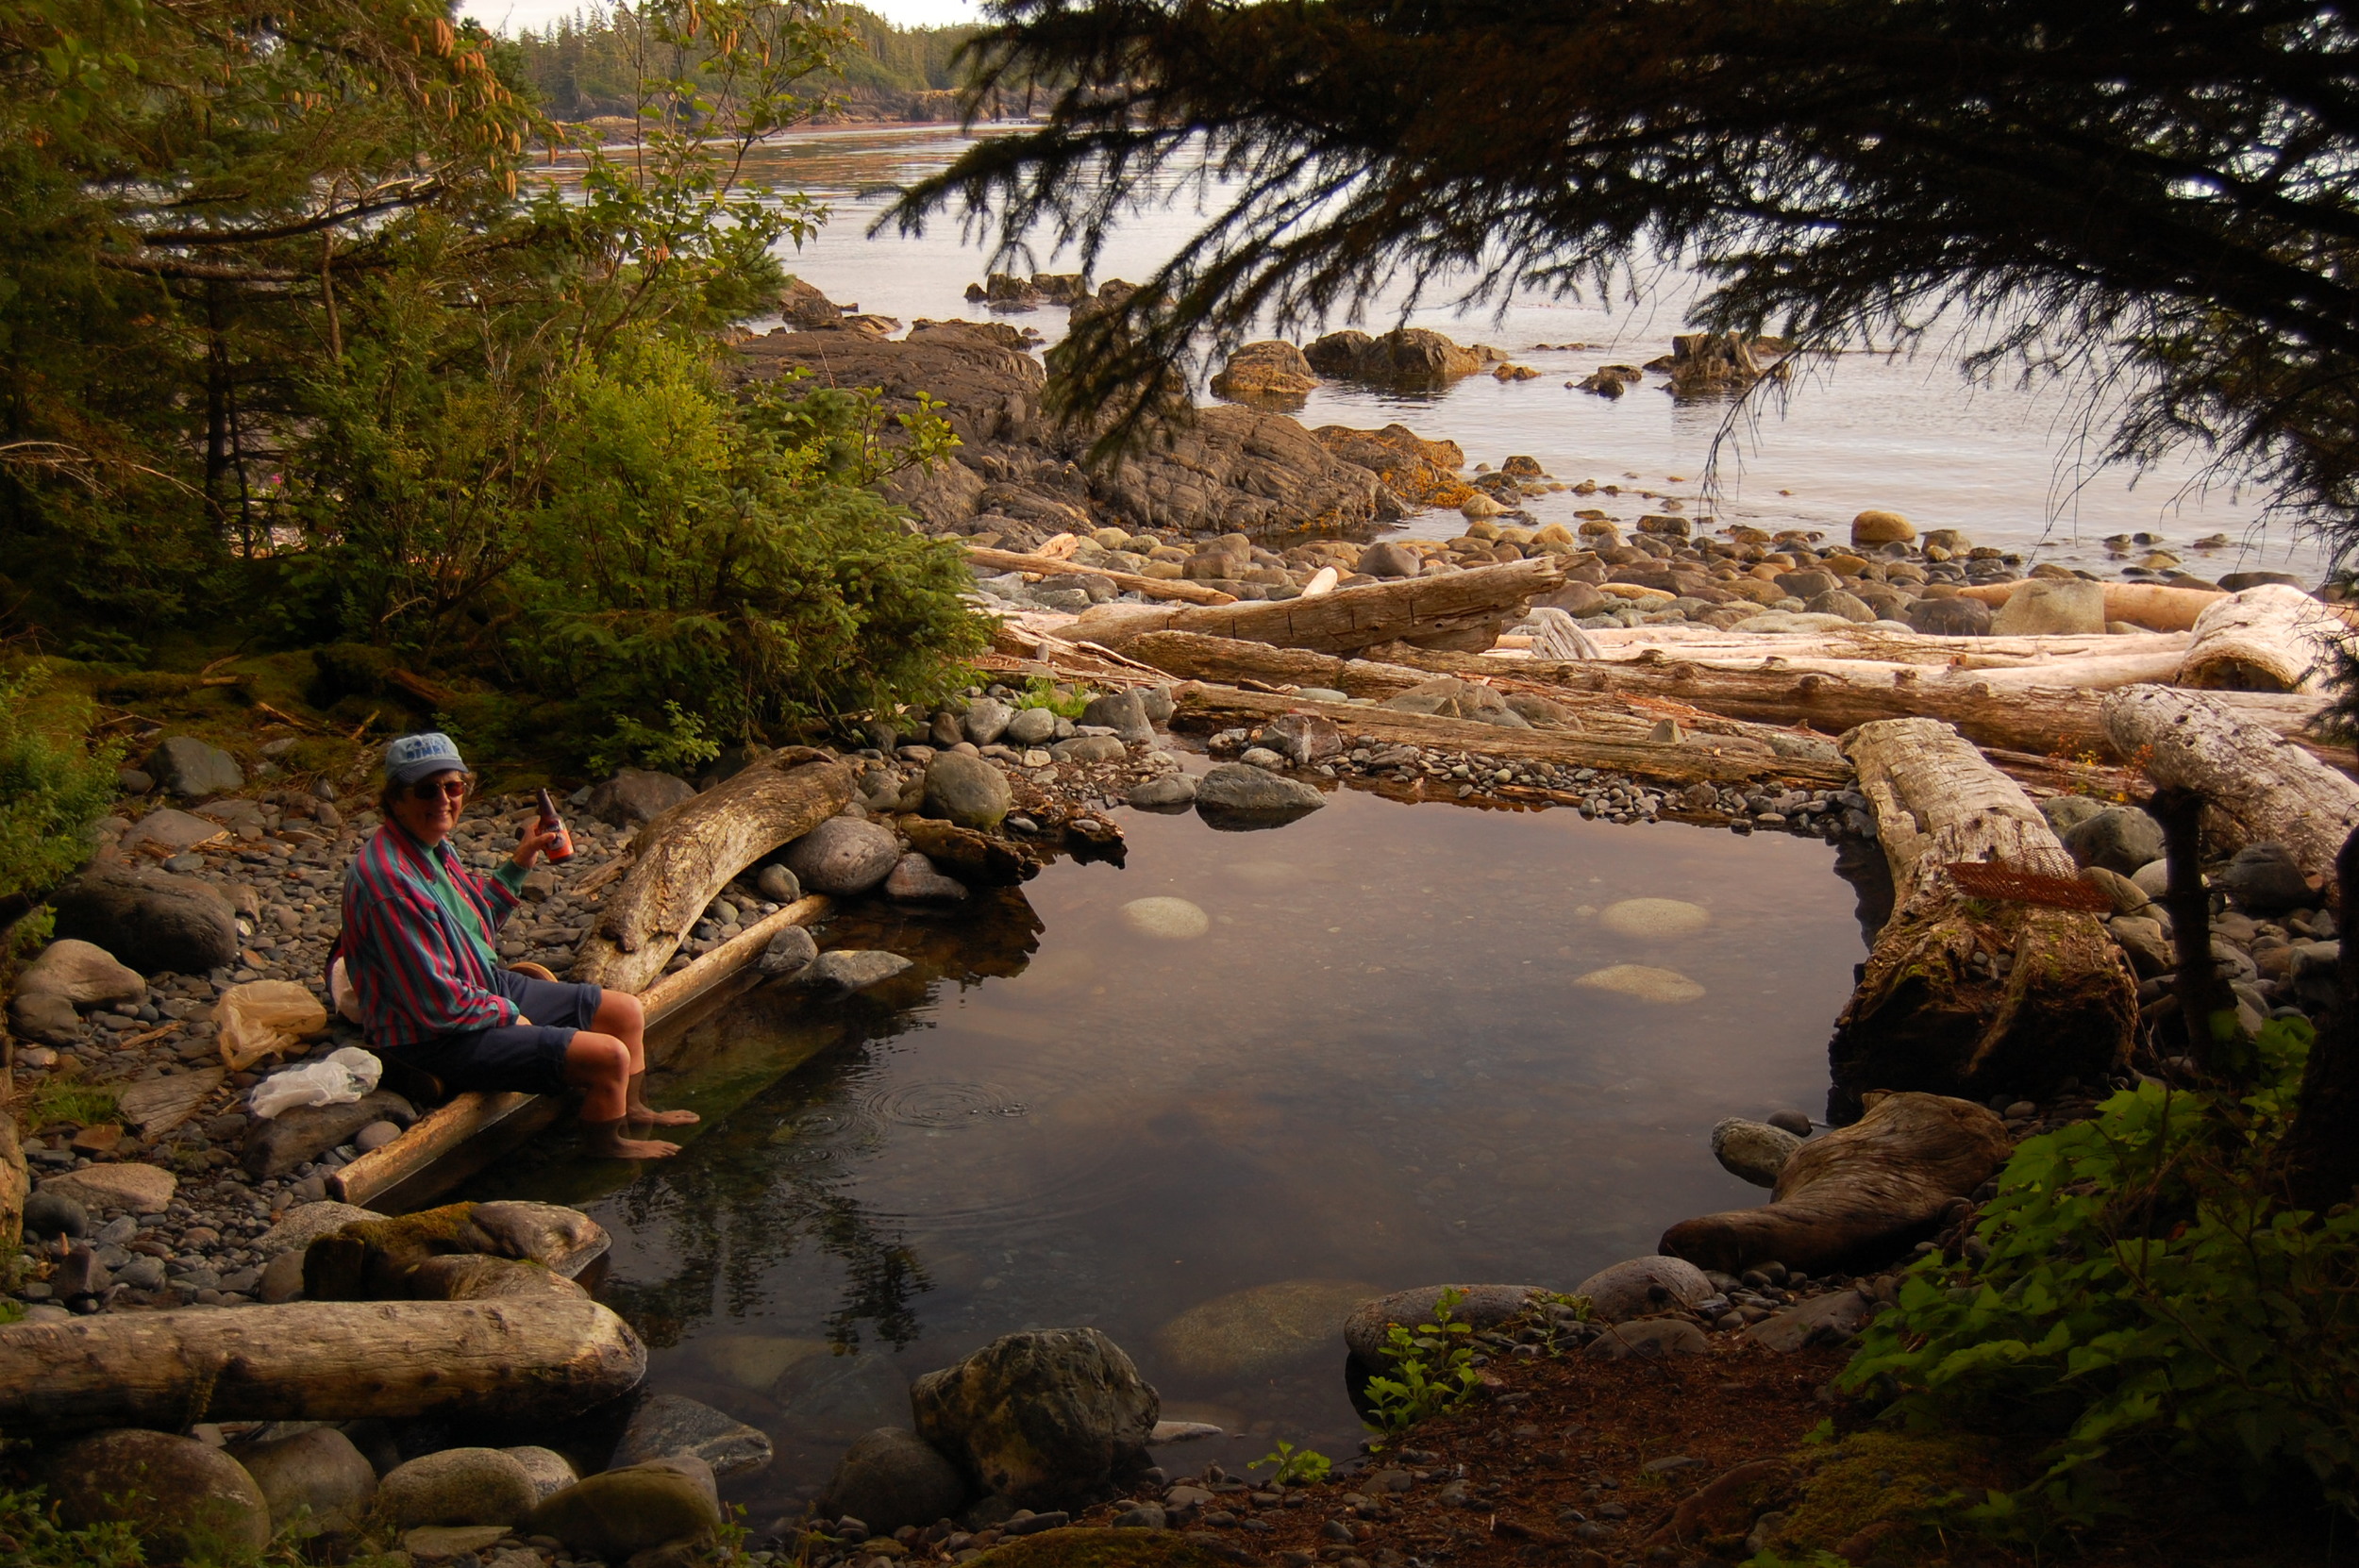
[1574, 623, 2195, 667]
[1957, 578, 2225, 631]
[964, 544, 1238, 607]
[1067, 557, 1564, 656]
[570, 750, 854, 994]
[1359, 642, 2342, 771]
[333, 897, 834, 1209]
[0, 1297, 645, 1432]
[1660, 1092, 2014, 1274]
[2101, 685, 2359, 894]
[1826, 718, 2136, 1114]
[1171, 684, 1852, 789]
[2176, 584, 2350, 693]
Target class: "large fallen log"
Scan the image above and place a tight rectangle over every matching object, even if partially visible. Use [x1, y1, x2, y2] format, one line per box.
[1956, 578, 2224, 631]
[1660, 1092, 2014, 1273]
[965, 543, 1238, 607]
[571, 748, 854, 995]
[1067, 557, 1564, 656]
[1358, 642, 2341, 769]
[2102, 685, 2359, 896]
[1570, 623, 2195, 668]
[1826, 717, 2136, 1114]
[2176, 583, 2349, 692]
[1171, 684, 1853, 789]
[0, 1297, 644, 1432]
[333, 895, 834, 1209]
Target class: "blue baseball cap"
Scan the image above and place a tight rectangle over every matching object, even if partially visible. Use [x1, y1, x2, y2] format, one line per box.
[384, 731, 469, 788]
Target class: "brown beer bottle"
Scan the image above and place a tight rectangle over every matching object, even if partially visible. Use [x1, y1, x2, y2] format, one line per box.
[535, 787, 574, 861]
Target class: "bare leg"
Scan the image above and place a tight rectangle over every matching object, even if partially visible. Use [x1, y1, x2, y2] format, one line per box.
[596, 991, 698, 1126]
[564, 1031, 678, 1159]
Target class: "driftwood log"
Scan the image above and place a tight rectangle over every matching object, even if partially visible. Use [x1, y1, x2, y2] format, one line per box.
[1956, 578, 2224, 631]
[965, 544, 1238, 607]
[1171, 684, 1852, 789]
[1068, 557, 1564, 656]
[2102, 685, 2359, 896]
[2176, 584, 2349, 693]
[1827, 718, 2136, 1114]
[333, 895, 834, 1209]
[0, 1111, 23, 1282]
[0, 1298, 645, 1432]
[1352, 642, 2341, 771]
[571, 749, 853, 994]
[1574, 623, 2195, 669]
[1660, 1092, 2014, 1273]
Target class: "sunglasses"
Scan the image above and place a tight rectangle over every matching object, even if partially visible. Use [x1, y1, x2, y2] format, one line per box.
[408, 776, 472, 802]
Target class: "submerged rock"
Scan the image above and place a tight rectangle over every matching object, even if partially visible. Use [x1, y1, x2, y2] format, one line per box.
[614, 1393, 775, 1479]
[818, 1428, 972, 1536]
[1598, 898, 1711, 939]
[1572, 963, 1705, 1003]
[1194, 763, 1324, 822]
[1119, 897, 1210, 940]
[1154, 1278, 1383, 1379]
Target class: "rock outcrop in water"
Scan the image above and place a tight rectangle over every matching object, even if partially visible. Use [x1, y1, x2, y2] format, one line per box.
[737, 317, 1414, 542]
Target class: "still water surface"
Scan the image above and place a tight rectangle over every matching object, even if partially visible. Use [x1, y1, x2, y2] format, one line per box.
[698, 124, 2328, 579]
[469, 784, 1868, 1514]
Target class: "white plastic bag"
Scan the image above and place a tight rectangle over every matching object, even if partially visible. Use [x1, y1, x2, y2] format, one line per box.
[248, 1045, 383, 1120]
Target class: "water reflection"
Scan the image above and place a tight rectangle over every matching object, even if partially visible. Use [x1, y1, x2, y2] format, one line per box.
[468, 788, 1867, 1515]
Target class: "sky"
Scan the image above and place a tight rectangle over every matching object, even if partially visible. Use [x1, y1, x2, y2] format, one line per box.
[468, 0, 983, 32]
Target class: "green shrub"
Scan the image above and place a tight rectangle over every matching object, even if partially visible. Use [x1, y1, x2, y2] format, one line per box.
[1844, 1016, 2359, 1527]
[0, 663, 119, 908]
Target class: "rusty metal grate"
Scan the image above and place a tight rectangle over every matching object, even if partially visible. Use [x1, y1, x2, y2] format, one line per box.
[1945, 860, 2114, 911]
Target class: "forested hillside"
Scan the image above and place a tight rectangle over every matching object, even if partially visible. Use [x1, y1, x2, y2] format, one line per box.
[510, 5, 1005, 124]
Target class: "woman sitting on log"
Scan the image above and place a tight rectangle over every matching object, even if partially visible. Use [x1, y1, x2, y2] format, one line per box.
[335, 732, 697, 1159]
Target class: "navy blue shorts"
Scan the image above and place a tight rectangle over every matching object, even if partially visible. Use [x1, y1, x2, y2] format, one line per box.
[393, 969, 604, 1095]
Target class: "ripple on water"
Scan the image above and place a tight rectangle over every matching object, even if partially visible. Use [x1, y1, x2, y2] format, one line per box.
[858, 1080, 1031, 1128]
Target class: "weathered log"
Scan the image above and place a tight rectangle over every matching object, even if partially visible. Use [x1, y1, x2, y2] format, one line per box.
[1360, 641, 2342, 770]
[1659, 1092, 2013, 1273]
[1067, 557, 1564, 656]
[964, 544, 1238, 607]
[571, 749, 854, 994]
[1573, 623, 2195, 667]
[2101, 684, 2359, 895]
[1957, 578, 2225, 631]
[0, 1297, 645, 1432]
[1826, 718, 2136, 1113]
[2176, 583, 2349, 692]
[333, 897, 834, 1209]
[1122, 631, 1425, 696]
[1171, 683, 1852, 788]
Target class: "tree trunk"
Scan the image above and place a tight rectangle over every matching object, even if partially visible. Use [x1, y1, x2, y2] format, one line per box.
[334, 895, 833, 1209]
[2149, 786, 2235, 1072]
[2176, 584, 2349, 693]
[1957, 578, 2225, 631]
[2101, 684, 2359, 899]
[1360, 640, 2340, 767]
[1067, 557, 1564, 656]
[1826, 718, 2137, 1117]
[2283, 826, 2359, 1213]
[964, 544, 1238, 606]
[1170, 684, 1852, 788]
[0, 1298, 644, 1433]
[570, 750, 854, 994]
[1660, 1091, 2014, 1273]
[0, 1111, 23, 1290]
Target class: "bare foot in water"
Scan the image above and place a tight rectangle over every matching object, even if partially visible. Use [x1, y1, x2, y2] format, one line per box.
[585, 1120, 680, 1159]
[628, 1105, 701, 1127]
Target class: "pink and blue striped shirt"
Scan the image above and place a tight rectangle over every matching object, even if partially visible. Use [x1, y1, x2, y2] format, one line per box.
[338, 823, 528, 1048]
